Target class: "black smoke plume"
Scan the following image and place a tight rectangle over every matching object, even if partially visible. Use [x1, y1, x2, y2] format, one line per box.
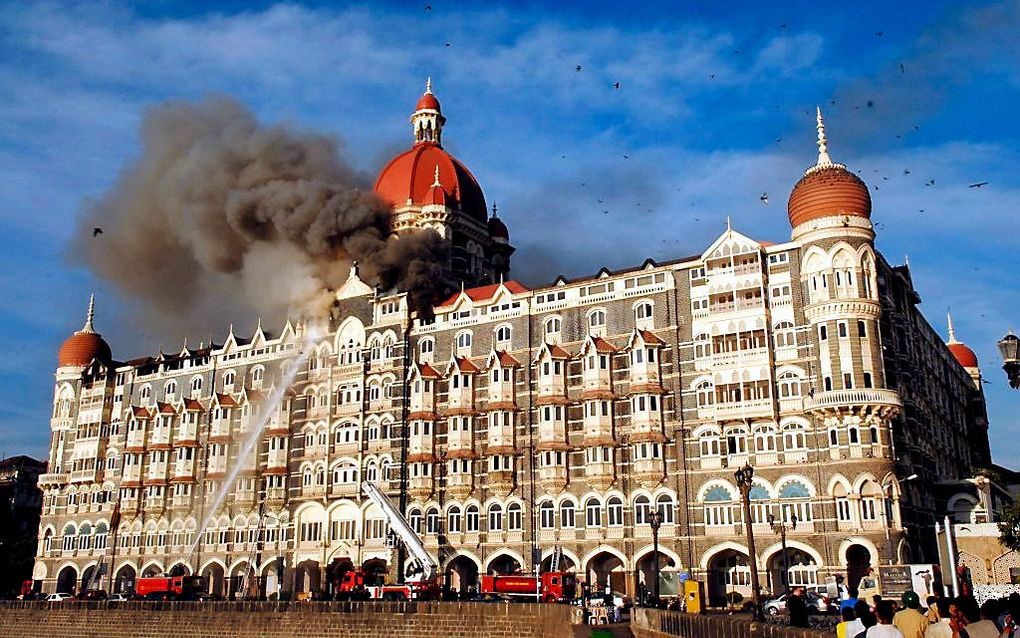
[70, 95, 447, 336]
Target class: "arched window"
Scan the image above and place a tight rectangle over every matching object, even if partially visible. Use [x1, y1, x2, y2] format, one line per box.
[487, 504, 503, 532]
[655, 494, 675, 524]
[426, 507, 440, 534]
[585, 498, 602, 528]
[778, 372, 801, 398]
[696, 381, 714, 408]
[78, 523, 93, 550]
[140, 385, 151, 402]
[190, 376, 203, 396]
[507, 503, 523, 531]
[607, 497, 624, 527]
[703, 486, 734, 527]
[222, 370, 235, 387]
[456, 331, 472, 350]
[408, 508, 423, 534]
[634, 495, 651, 525]
[754, 425, 777, 453]
[165, 380, 177, 399]
[419, 338, 434, 357]
[749, 485, 771, 524]
[699, 428, 721, 458]
[466, 505, 480, 532]
[251, 367, 264, 387]
[95, 522, 109, 550]
[778, 480, 813, 523]
[559, 500, 576, 528]
[539, 501, 555, 529]
[782, 423, 807, 451]
[494, 325, 511, 345]
[62, 524, 76, 551]
[773, 322, 796, 349]
[544, 317, 562, 339]
[444, 506, 461, 534]
[588, 309, 606, 330]
[693, 333, 711, 359]
[635, 301, 654, 323]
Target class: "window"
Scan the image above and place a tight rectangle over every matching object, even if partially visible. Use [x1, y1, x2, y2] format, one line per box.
[634, 495, 651, 525]
[824, 376, 833, 392]
[695, 382, 714, 408]
[165, 380, 177, 398]
[635, 301, 653, 322]
[861, 498, 878, 521]
[843, 372, 853, 389]
[223, 370, 235, 387]
[426, 507, 440, 535]
[419, 339, 434, 356]
[693, 333, 711, 359]
[559, 501, 576, 528]
[836, 497, 853, 522]
[544, 317, 562, 338]
[778, 480, 813, 522]
[488, 504, 503, 532]
[819, 326, 828, 341]
[699, 429, 721, 457]
[656, 494, 675, 524]
[494, 325, 511, 345]
[588, 309, 606, 329]
[754, 426, 776, 452]
[749, 485, 771, 524]
[540, 502, 556, 529]
[778, 372, 801, 398]
[447, 506, 462, 534]
[507, 503, 523, 531]
[703, 486, 733, 526]
[858, 320, 867, 338]
[783, 424, 807, 450]
[251, 367, 264, 386]
[466, 505, 479, 532]
[585, 498, 602, 528]
[607, 497, 624, 527]
[456, 332, 472, 350]
[838, 322, 848, 338]
[774, 322, 796, 349]
[863, 372, 873, 388]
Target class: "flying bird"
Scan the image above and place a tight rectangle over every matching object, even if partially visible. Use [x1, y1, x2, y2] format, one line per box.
[575, 65, 582, 72]
[968, 181, 989, 188]
[424, 4, 432, 10]
[925, 179, 936, 187]
[93, 227, 103, 237]
[876, 31, 884, 37]
[613, 82, 621, 89]
[899, 62, 905, 73]
[759, 193, 769, 205]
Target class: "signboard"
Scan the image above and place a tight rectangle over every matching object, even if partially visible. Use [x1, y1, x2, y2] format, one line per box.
[910, 565, 937, 598]
[879, 565, 912, 598]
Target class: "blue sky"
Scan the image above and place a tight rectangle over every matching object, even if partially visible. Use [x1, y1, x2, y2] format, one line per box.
[1, 1, 1018, 467]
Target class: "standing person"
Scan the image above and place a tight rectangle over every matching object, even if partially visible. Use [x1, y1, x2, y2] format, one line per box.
[788, 586, 810, 628]
[895, 592, 930, 638]
[924, 598, 953, 638]
[926, 597, 940, 625]
[867, 600, 905, 638]
[963, 600, 1003, 638]
[839, 606, 865, 638]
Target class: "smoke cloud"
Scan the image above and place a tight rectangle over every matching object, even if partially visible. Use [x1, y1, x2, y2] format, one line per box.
[70, 94, 447, 336]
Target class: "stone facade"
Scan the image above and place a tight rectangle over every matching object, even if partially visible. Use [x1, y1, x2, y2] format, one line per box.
[33, 101, 990, 604]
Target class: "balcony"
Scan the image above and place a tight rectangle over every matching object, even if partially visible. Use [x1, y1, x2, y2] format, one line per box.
[713, 398, 773, 421]
[712, 348, 768, 369]
[38, 473, 68, 487]
[805, 388, 902, 417]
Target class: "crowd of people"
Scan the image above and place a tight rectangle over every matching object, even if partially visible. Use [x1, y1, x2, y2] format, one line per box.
[828, 591, 1020, 638]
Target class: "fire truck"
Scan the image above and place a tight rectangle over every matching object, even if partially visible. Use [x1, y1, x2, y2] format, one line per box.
[135, 575, 206, 600]
[329, 481, 441, 601]
[480, 572, 576, 603]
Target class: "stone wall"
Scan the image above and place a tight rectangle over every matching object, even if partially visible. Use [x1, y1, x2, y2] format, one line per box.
[0, 600, 586, 638]
[630, 608, 831, 638]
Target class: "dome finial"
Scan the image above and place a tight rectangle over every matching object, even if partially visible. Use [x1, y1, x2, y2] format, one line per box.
[432, 164, 442, 188]
[425, 76, 433, 95]
[491, 201, 498, 218]
[81, 293, 96, 334]
[816, 106, 833, 167]
[947, 311, 959, 344]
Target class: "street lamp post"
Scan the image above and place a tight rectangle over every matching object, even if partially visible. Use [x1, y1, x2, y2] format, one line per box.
[998, 331, 1020, 389]
[734, 463, 763, 621]
[649, 509, 663, 607]
[767, 512, 797, 595]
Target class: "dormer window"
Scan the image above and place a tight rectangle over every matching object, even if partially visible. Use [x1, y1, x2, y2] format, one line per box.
[222, 370, 235, 388]
[494, 325, 511, 346]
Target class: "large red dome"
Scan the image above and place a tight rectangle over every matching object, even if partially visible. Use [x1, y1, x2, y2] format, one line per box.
[374, 143, 488, 223]
[948, 342, 979, 368]
[59, 332, 112, 368]
[788, 165, 872, 228]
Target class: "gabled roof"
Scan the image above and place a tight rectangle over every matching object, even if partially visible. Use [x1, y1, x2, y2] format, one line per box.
[214, 392, 238, 407]
[580, 336, 618, 357]
[131, 406, 152, 418]
[438, 280, 529, 308]
[533, 342, 572, 364]
[446, 356, 480, 374]
[487, 350, 521, 369]
[156, 402, 177, 415]
[181, 398, 205, 411]
[627, 329, 665, 349]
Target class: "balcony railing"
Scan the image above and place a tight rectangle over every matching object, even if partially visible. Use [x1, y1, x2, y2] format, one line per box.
[805, 388, 902, 413]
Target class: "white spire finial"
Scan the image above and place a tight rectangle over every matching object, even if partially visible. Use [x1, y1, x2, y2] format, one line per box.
[947, 311, 959, 344]
[491, 201, 498, 218]
[726, 216, 731, 232]
[81, 293, 96, 333]
[816, 106, 833, 166]
[432, 164, 442, 188]
[425, 76, 433, 95]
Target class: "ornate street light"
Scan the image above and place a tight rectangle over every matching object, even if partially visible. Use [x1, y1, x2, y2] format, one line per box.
[734, 463, 763, 621]
[767, 512, 797, 595]
[649, 508, 664, 607]
[999, 331, 1020, 389]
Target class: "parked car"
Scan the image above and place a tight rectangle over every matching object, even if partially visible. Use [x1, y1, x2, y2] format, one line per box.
[763, 592, 834, 616]
[45, 593, 74, 602]
[78, 589, 107, 601]
[107, 593, 132, 602]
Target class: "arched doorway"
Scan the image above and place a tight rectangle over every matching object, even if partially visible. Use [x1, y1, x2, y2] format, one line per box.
[229, 561, 252, 600]
[114, 564, 136, 594]
[585, 551, 626, 595]
[141, 563, 162, 577]
[201, 562, 225, 598]
[168, 563, 189, 577]
[81, 565, 98, 592]
[766, 548, 818, 596]
[540, 553, 577, 574]
[446, 555, 480, 595]
[707, 549, 750, 608]
[56, 565, 78, 595]
[635, 551, 678, 601]
[846, 544, 872, 597]
[487, 554, 522, 575]
[362, 558, 388, 585]
[325, 557, 355, 598]
[294, 559, 320, 597]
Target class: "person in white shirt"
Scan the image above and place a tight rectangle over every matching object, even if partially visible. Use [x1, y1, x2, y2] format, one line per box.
[868, 600, 905, 638]
[924, 598, 953, 638]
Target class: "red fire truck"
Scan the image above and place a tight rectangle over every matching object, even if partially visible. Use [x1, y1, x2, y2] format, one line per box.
[480, 572, 576, 603]
[135, 575, 206, 600]
[333, 566, 440, 601]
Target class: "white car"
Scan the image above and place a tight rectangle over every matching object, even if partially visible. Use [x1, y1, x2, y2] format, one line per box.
[45, 592, 74, 602]
[107, 593, 132, 602]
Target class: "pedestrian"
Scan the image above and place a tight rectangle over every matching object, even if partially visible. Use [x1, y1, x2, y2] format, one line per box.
[894, 592, 930, 638]
[962, 600, 1002, 638]
[867, 600, 905, 638]
[839, 605, 865, 638]
[923, 598, 953, 638]
[788, 585, 810, 628]
[925, 596, 940, 625]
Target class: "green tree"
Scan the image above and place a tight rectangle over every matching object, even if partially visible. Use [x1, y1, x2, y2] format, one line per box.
[999, 500, 1020, 552]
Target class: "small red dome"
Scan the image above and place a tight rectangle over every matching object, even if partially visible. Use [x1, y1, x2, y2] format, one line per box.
[948, 342, 979, 368]
[374, 143, 487, 222]
[488, 216, 509, 240]
[416, 93, 441, 111]
[788, 165, 871, 228]
[59, 331, 111, 368]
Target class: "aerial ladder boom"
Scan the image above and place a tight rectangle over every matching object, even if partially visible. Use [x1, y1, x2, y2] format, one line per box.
[361, 481, 437, 582]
